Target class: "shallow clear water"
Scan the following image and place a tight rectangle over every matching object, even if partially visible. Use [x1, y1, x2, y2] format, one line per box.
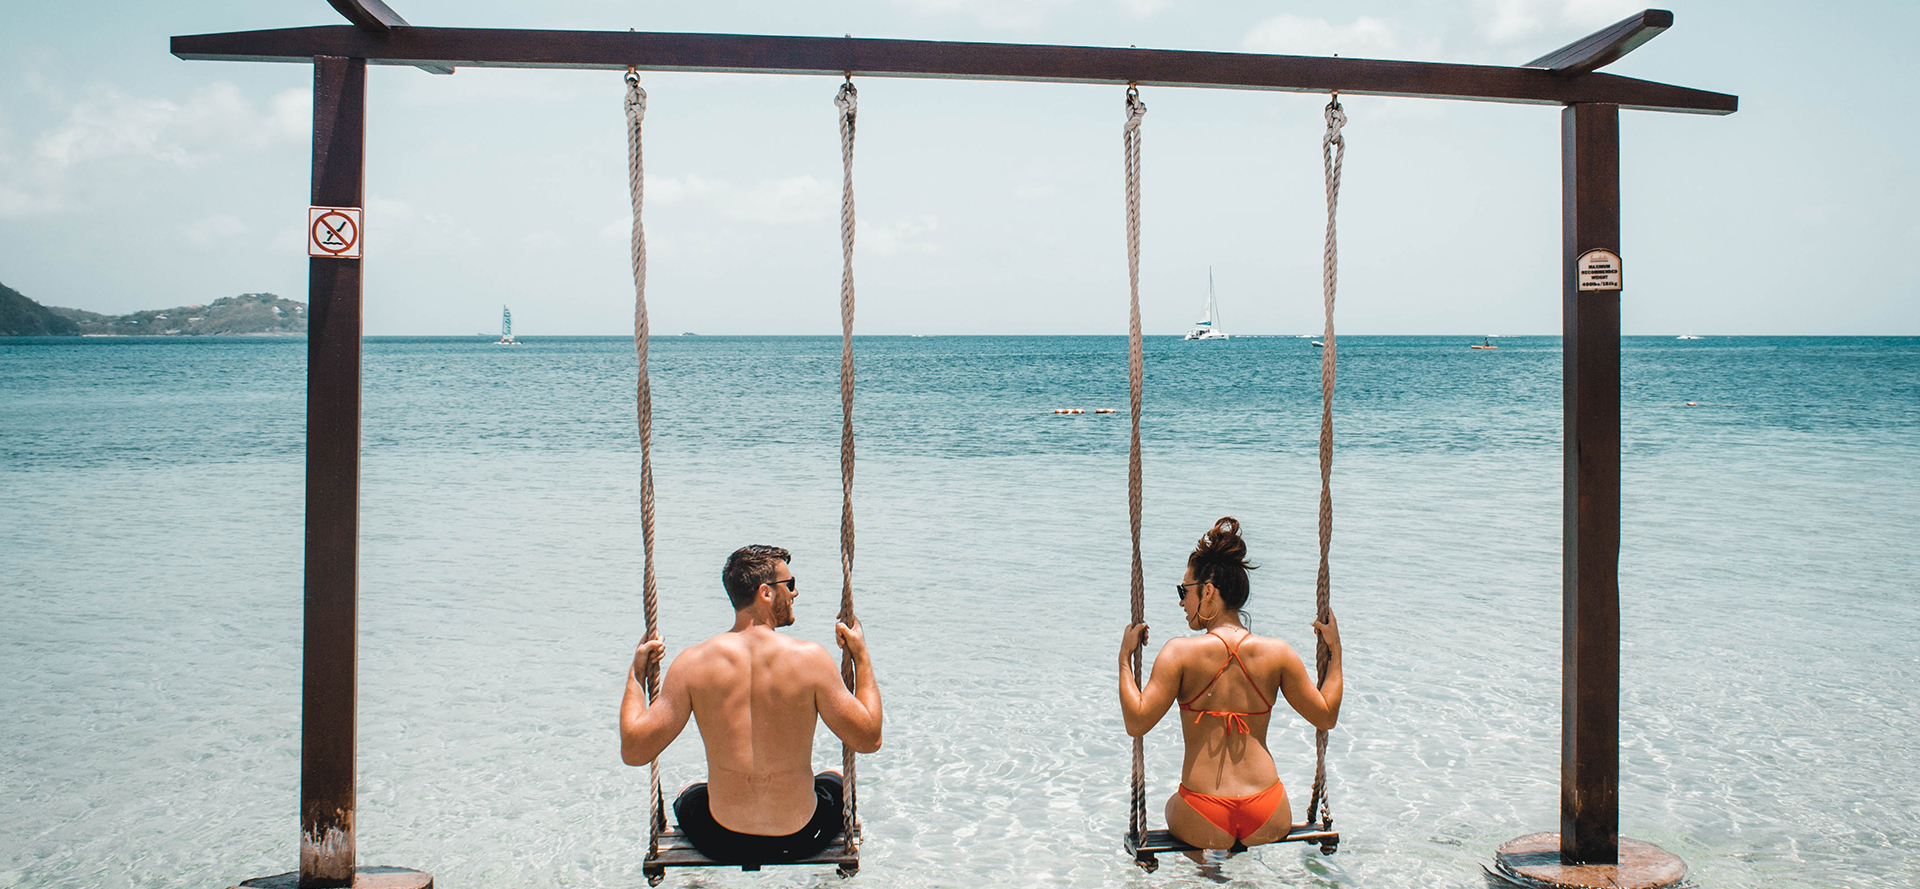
[2, 335, 1916, 889]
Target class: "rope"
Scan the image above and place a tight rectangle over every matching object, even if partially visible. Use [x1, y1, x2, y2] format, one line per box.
[1304, 93, 1345, 836]
[1121, 84, 1148, 850]
[624, 69, 666, 856]
[834, 75, 860, 856]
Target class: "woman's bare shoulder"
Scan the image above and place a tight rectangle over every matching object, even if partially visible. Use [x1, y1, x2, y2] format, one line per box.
[1156, 633, 1214, 659]
[1246, 633, 1300, 661]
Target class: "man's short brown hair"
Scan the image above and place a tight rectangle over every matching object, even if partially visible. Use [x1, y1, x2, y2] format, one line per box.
[722, 545, 792, 611]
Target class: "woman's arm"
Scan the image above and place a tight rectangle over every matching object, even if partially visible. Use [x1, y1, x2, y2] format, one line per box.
[1276, 611, 1343, 731]
[1119, 624, 1182, 737]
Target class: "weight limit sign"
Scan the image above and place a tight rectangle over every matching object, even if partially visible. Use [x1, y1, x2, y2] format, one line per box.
[308, 206, 362, 259]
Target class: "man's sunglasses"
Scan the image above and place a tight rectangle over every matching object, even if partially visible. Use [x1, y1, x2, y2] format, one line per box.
[767, 577, 797, 592]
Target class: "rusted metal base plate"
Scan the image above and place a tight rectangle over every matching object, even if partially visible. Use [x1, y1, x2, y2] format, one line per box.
[1492, 834, 1684, 889]
[232, 866, 432, 889]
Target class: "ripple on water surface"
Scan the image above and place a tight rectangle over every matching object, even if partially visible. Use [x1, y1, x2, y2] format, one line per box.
[1, 336, 1916, 888]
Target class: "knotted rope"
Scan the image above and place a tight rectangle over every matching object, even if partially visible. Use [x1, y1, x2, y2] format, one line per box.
[1122, 83, 1148, 850]
[833, 76, 860, 855]
[624, 69, 666, 857]
[1304, 93, 1345, 836]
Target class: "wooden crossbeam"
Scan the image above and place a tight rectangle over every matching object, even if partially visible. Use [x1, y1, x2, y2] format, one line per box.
[1525, 9, 1674, 76]
[170, 26, 1735, 115]
[642, 828, 860, 885]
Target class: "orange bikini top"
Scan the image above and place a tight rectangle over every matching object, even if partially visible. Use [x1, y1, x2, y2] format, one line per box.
[1178, 629, 1273, 734]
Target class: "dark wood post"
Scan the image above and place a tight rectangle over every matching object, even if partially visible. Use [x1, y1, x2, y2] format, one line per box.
[1560, 101, 1621, 866]
[301, 54, 366, 889]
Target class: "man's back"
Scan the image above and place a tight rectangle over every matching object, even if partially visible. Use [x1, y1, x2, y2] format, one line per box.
[620, 549, 881, 846]
[678, 628, 836, 834]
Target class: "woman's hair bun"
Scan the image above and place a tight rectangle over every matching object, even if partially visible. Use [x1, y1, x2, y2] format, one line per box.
[1195, 517, 1247, 562]
[1188, 516, 1257, 612]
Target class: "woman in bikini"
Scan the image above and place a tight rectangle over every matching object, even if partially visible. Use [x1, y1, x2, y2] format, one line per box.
[1118, 517, 1343, 852]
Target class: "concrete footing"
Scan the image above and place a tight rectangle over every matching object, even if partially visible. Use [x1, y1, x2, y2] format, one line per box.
[1492, 834, 1684, 889]
[232, 866, 432, 889]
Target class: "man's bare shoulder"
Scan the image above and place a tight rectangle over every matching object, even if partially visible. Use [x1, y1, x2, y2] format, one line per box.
[767, 634, 836, 669]
[678, 631, 832, 670]
[670, 633, 749, 676]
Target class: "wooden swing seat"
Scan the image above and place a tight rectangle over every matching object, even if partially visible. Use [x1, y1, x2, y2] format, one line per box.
[643, 824, 860, 885]
[1127, 825, 1339, 872]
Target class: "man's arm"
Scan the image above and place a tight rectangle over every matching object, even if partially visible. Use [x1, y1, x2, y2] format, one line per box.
[620, 638, 693, 766]
[816, 616, 882, 754]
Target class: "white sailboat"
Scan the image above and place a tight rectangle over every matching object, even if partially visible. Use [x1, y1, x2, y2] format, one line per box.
[494, 305, 519, 345]
[1184, 268, 1228, 340]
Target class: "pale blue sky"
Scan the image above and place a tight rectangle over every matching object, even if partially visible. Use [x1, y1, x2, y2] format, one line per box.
[2, 1, 1914, 335]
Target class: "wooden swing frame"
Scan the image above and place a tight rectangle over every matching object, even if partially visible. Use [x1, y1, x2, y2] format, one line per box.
[173, 2, 1734, 885]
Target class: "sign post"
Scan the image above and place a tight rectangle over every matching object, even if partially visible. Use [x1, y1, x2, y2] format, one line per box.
[301, 53, 366, 889]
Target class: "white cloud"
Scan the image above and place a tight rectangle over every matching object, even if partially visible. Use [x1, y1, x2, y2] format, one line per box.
[1118, 0, 1182, 17]
[887, 0, 1078, 30]
[1474, 0, 1642, 46]
[727, 176, 836, 224]
[0, 80, 309, 219]
[180, 214, 248, 250]
[1241, 15, 1403, 58]
[601, 215, 631, 241]
[859, 215, 940, 256]
[363, 196, 477, 253]
[645, 174, 836, 225]
[645, 174, 725, 207]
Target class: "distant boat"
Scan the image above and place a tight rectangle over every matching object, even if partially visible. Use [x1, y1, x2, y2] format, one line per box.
[1311, 340, 1325, 348]
[1470, 337, 1498, 350]
[1677, 334, 1701, 340]
[494, 305, 519, 345]
[1184, 268, 1229, 340]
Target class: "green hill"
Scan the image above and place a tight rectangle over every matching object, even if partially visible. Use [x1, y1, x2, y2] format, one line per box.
[0, 284, 308, 336]
[0, 281, 80, 336]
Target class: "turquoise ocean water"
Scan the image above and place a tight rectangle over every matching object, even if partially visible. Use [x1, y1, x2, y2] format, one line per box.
[2, 335, 1916, 888]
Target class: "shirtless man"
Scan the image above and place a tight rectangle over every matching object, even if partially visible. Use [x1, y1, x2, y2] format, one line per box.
[621, 545, 883, 864]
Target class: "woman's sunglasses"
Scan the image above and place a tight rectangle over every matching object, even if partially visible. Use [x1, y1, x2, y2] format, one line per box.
[1175, 581, 1203, 602]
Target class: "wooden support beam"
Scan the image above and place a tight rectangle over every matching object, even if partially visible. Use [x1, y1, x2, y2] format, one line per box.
[1560, 101, 1622, 866]
[325, 0, 408, 33]
[170, 26, 1736, 114]
[301, 54, 366, 889]
[1526, 9, 1673, 76]
[321, 1, 454, 74]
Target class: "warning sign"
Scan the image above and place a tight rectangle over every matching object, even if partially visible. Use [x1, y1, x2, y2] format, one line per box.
[1576, 249, 1621, 291]
[309, 206, 362, 259]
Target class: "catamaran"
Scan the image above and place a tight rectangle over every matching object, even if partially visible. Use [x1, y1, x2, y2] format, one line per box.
[1184, 268, 1228, 340]
[494, 305, 519, 345]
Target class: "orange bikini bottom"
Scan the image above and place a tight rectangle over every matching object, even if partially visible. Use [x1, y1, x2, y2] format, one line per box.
[1177, 781, 1287, 842]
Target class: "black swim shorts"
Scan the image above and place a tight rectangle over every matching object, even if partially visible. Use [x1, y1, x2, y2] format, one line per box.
[672, 772, 845, 865]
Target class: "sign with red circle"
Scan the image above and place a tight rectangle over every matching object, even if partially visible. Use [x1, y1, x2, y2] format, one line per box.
[309, 206, 362, 259]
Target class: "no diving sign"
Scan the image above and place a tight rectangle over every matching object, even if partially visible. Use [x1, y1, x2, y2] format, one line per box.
[309, 206, 362, 259]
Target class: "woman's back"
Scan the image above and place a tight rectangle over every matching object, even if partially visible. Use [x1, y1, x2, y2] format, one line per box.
[1170, 629, 1291, 797]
